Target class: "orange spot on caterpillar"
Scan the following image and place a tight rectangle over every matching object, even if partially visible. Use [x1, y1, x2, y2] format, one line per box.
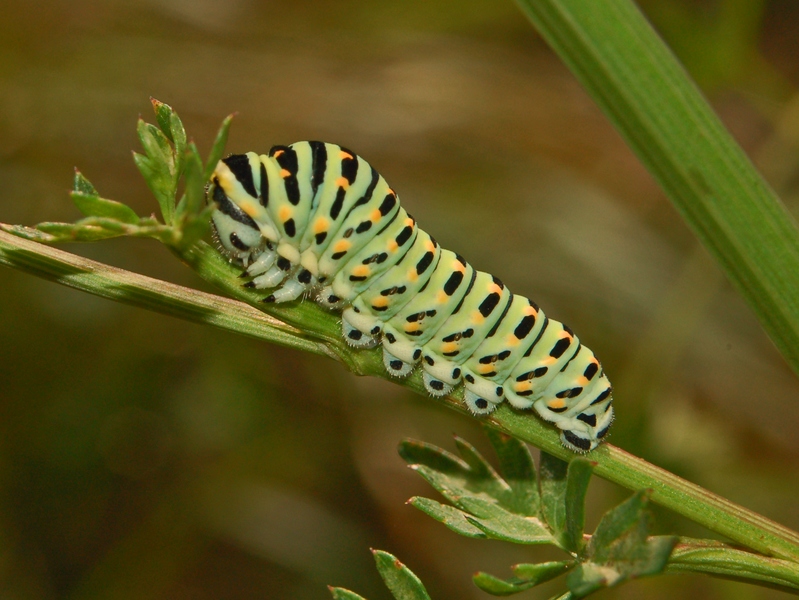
[334, 239, 351, 253]
[336, 176, 350, 190]
[240, 201, 259, 217]
[387, 240, 399, 252]
[548, 399, 567, 410]
[370, 209, 382, 222]
[442, 342, 459, 354]
[273, 149, 285, 158]
[279, 206, 292, 222]
[471, 312, 485, 325]
[313, 218, 329, 234]
[515, 381, 531, 392]
[351, 265, 370, 278]
[436, 290, 448, 303]
[372, 297, 388, 308]
[280, 169, 291, 178]
[340, 151, 353, 160]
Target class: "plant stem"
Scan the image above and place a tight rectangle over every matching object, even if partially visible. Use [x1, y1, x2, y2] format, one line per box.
[3, 227, 798, 565]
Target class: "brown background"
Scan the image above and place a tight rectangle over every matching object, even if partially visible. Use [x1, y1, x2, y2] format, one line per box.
[1, 1, 799, 598]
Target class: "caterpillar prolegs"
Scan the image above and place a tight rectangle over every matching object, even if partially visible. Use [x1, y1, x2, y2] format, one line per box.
[208, 142, 614, 452]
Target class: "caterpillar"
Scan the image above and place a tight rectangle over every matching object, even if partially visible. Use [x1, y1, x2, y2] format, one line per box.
[208, 142, 613, 452]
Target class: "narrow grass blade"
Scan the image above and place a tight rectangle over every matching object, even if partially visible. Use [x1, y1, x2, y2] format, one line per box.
[516, 0, 799, 378]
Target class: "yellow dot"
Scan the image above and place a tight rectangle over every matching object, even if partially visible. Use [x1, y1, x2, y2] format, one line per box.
[442, 342, 458, 354]
[471, 311, 485, 325]
[515, 381, 531, 392]
[407, 270, 418, 282]
[370, 209, 382, 222]
[334, 239, 351, 253]
[313, 218, 329, 234]
[336, 177, 350, 190]
[506, 334, 520, 346]
[372, 297, 388, 308]
[273, 149, 285, 158]
[352, 265, 370, 278]
[405, 322, 420, 333]
[279, 206, 292, 222]
[436, 290, 448, 303]
[388, 240, 399, 252]
[478, 363, 495, 375]
[240, 201, 259, 217]
[280, 169, 291, 178]
[425, 239, 435, 252]
[548, 399, 567, 410]
[340, 151, 353, 160]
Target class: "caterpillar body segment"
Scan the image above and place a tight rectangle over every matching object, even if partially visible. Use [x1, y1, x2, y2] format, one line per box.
[209, 142, 614, 452]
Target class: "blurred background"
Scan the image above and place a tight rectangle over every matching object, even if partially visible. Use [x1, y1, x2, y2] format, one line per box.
[2, 0, 799, 598]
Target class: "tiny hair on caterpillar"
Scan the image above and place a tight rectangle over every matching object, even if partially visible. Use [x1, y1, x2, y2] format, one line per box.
[208, 142, 613, 452]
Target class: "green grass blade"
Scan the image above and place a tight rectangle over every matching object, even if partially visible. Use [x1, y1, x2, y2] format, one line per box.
[515, 0, 799, 378]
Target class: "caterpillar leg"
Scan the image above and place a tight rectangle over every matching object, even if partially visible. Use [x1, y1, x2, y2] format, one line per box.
[382, 347, 415, 378]
[463, 389, 499, 415]
[341, 307, 381, 348]
[242, 247, 277, 277]
[422, 371, 453, 397]
[245, 265, 288, 290]
[317, 286, 347, 310]
[420, 351, 462, 397]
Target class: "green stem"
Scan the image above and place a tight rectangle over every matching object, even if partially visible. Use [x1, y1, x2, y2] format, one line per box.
[0, 228, 335, 361]
[3, 227, 798, 566]
[668, 538, 799, 594]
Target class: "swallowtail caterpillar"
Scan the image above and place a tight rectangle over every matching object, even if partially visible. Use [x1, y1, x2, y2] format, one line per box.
[208, 142, 613, 452]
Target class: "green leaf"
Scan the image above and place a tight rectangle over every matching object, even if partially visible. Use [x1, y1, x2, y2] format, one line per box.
[474, 561, 576, 596]
[328, 587, 368, 600]
[515, 0, 799, 380]
[452, 436, 511, 498]
[484, 427, 539, 514]
[175, 143, 206, 224]
[70, 192, 140, 225]
[401, 438, 554, 545]
[72, 169, 98, 196]
[567, 491, 677, 598]
[371, 550, 431, 600]
[179, 204, 215, 250]
[538, 452, 569, 538]
[135, 119, 177, 225]
[588, 490, 651, 557]
[407, 497, 487, 538]
[204, 112, 235, 181]
[150, 98, 186, 156]
[561, 459, 594, 554]
[460, 497, 554, 544]
[472, 572, 538, 596]
[513, 561, 577, 585]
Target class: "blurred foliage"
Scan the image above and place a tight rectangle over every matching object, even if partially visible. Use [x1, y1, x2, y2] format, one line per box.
[2, 0, 799, 599]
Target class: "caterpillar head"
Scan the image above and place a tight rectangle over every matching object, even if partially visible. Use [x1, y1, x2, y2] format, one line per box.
[207, 164, 264, 263]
